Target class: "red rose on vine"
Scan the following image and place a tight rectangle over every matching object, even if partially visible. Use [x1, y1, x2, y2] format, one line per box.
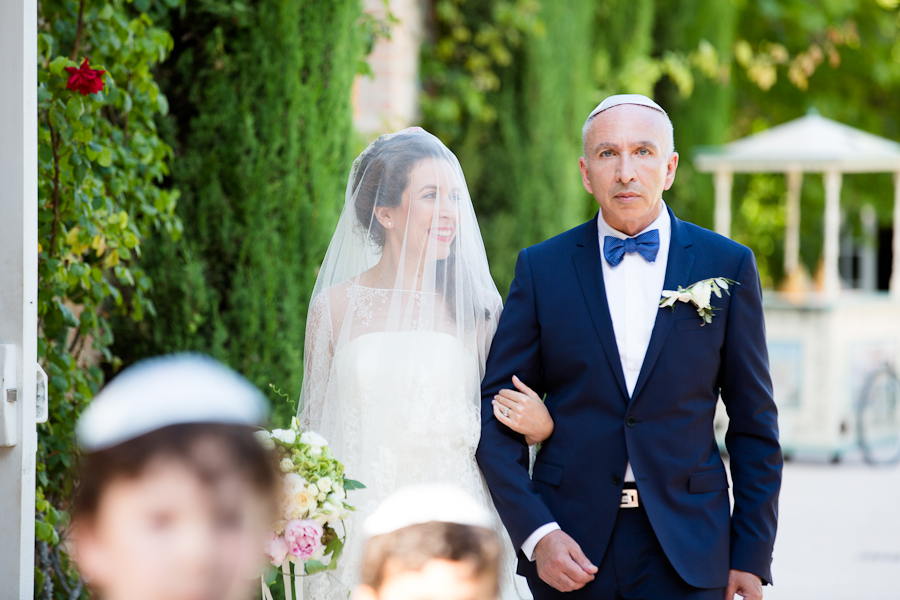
[64, 59, 106, 96]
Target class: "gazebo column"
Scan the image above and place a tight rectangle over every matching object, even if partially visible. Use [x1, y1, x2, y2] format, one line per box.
[713, 169, 733, 238]
[823, 170, 842, 299]
[784, 170, 803, 275]
[891, 171, 900, 300]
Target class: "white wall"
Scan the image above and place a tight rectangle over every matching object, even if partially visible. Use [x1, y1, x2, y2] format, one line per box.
[0, 0, 39, 597]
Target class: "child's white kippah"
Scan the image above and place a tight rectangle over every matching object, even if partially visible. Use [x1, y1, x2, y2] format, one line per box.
[363, 484, 494, 537]
[77, 353, 267, 451]
[587, 94, 667, 121]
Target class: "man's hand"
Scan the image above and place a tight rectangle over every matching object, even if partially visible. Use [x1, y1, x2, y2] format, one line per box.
[725, 569, 763, 600]
[533, 529, 598, 592]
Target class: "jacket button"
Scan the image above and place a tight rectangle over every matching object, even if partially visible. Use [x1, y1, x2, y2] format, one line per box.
[611, 474, 622, 485]
[626, 416, 637, 428]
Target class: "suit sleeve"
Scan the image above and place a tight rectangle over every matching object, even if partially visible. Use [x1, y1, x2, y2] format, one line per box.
[720, 248, 783, 584]
[476, 248, 557, 550]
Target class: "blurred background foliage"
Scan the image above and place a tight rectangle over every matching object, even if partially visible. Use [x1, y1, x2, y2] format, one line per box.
[35, 0, 900, 596]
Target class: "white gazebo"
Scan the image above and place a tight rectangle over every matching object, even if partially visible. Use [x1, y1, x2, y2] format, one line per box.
[696, 114, 900, 461]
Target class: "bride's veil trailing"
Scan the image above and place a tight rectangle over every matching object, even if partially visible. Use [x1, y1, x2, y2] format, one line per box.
[297, 129, 515, 599]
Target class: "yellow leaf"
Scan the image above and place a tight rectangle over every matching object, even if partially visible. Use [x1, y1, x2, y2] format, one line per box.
[65, 226, 81, 246]
[92, 235, 107, 256]
[103, 249, 120, 268]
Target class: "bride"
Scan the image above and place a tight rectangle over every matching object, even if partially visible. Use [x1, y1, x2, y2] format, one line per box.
[298, 128, 553, 599]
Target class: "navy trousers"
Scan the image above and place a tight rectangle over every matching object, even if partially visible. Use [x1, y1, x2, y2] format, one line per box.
[527, 506, 727, 600]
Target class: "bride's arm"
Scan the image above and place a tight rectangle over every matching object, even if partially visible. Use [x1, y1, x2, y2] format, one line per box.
[491, 375, 553, 446]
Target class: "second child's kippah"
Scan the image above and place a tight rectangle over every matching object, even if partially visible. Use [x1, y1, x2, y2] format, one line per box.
[76, 353, 267, 452]
[363, 484, 494, 537]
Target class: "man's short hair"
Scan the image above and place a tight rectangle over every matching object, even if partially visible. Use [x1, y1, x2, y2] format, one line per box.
[581, 105, 676, 158]
[360, 521, 501, 592]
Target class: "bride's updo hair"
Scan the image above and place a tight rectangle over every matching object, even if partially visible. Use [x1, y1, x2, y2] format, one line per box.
[352, 132, 443, 247]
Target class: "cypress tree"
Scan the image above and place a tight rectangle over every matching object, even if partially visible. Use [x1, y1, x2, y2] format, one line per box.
[113, 0, 362, 424]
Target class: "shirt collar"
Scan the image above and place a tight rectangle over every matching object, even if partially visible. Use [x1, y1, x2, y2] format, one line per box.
[597, 200, 670, 241]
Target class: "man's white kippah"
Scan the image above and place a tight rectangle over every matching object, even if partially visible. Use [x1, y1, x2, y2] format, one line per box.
[587, 94, 667, 121]
[363, 484, 493, 537]
[77, 354, 267, 452]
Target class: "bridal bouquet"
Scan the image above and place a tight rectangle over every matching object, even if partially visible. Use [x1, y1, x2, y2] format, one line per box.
[256, 417, 364, 581]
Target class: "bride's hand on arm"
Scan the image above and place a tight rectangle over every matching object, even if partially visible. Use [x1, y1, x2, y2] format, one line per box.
[492, 375, 553, 446]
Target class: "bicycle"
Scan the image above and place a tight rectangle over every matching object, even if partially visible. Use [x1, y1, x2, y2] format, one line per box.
[857, 363, 900, 466]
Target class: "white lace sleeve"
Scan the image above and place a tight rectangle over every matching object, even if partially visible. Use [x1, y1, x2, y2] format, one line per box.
[298, 294, 334, 432]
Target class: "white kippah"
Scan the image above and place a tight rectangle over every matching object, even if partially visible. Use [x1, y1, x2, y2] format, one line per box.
[363, 484, 493, 537]
[588, 94, 667, 121]
[77, 354, 267, 451]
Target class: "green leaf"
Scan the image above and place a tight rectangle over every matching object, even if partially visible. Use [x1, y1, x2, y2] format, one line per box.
[35, 520, 54, 542]
[49, 56, 70, 76]
[65, 96, 84, 120]
[98, 147, 113, 167]
[304, 560, 328, 575]
[342, 478, 366, 490]
[99, 4, 114, 19]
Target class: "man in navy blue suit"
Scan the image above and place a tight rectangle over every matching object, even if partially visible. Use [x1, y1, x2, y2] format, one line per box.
[476, 95, 782, 599]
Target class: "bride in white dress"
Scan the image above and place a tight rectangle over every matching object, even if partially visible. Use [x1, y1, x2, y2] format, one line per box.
[298, 129, 553, 599]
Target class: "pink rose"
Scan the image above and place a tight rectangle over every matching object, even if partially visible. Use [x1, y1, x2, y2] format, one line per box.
[264, 531, 290, 566]
[283, 519, 323, 560]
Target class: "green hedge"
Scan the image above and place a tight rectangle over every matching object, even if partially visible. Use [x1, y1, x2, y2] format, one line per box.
[112, 0, 364, 426]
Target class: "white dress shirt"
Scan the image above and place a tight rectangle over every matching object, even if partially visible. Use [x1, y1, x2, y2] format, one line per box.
[521, 202, 672, 561]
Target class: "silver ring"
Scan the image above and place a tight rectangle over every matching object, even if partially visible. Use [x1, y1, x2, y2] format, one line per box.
[502, 407, 510, 418]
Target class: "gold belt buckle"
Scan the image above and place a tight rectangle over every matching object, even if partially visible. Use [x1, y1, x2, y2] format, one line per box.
[620, 488, 639, 508]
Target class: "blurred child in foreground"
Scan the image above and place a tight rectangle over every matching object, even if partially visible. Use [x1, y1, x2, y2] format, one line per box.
[355, 484, 503, 600]
[70, 354, 279, 600]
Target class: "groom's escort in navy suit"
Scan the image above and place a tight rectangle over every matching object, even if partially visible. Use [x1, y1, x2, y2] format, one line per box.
[476, 204, 782, 597]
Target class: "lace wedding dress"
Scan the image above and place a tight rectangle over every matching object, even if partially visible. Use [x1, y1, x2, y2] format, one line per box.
[298, 128, 526, 599]
[301, 286, 523, 600]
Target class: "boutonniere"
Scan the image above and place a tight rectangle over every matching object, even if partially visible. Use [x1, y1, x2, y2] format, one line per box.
[659, 278, 739, 325]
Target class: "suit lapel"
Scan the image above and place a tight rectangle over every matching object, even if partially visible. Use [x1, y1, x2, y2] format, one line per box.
[572, 215, 629, 401]
[629, 207, 695, 403]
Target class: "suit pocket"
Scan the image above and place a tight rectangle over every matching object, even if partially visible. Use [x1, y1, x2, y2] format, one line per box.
[675, 316, 721, 332]
[688, 468, 729, 494]
[532, 460, 563, 486]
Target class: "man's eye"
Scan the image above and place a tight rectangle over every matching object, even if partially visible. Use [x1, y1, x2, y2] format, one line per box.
[638, 148, 649, 155]
[600, 150, 613, 158]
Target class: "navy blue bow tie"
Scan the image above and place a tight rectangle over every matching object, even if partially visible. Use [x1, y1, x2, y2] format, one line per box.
[603, 230, 660, 267]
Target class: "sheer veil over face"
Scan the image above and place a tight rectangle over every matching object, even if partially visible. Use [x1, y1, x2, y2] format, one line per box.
[298, 128, 501, 451]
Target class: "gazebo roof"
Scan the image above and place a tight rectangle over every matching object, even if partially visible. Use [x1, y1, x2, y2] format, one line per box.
[694, 113, 900, 174]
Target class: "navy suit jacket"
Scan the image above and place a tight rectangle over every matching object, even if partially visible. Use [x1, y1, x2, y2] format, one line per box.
[476, 207, 782, 591]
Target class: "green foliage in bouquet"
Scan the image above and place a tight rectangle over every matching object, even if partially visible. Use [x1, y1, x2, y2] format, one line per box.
[109, 0, 367, 427]
[36, 0, 183, 597]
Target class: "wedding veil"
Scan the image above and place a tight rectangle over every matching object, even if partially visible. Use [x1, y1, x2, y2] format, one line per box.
[298, 127, 502, 454]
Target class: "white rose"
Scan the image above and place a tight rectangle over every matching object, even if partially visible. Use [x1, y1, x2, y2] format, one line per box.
[317, 492, 327, 502]
[321, 501, 342, 524]
[310, 446, 322, 457]
[327, 492, 344, 506]
[279, 458, 294, 472]
[316, 477, 333, 494]
[284, 473, 307, 495]
[271, 428, 297, 445]
[300, 431, 328, 448]
[330, 486, 345, 501]
[690, 280, 712, 309]
[307, 483, 319, 495]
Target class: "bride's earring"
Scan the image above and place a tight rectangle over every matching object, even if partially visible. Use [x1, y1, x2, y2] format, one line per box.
[387, 221, 393, 228]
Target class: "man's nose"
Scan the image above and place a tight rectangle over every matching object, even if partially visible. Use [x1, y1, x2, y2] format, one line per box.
[617, 155, 637, 182]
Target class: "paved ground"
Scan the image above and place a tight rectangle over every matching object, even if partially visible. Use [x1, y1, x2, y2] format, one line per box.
[761, 458, 900, 600]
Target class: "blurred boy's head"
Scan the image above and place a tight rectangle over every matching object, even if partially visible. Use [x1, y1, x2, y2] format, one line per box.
[355, 485, 501, 600]
[71, 355, 278, 600]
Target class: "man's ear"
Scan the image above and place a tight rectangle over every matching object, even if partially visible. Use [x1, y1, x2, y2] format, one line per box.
[663, 152, 679, 191]
[579, 157, 594, 195]
[373, 206, 393, 230]
[354, 584, 379, 600]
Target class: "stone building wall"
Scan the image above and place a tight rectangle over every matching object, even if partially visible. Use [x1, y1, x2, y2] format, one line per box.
[353, 0, 427, 137]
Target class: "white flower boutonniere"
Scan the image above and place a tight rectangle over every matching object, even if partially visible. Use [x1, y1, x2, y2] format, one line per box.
[659, 278, 739, 325]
